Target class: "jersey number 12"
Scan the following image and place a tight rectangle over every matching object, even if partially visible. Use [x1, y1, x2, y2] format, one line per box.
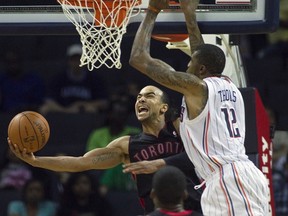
[221, 108, 241, 138]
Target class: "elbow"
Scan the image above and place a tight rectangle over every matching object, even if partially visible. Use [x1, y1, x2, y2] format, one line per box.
[129, 53, 141, 70]
[129, 50, 150, 71]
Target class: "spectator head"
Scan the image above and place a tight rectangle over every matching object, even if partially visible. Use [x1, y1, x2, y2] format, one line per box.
[67, 44, 82, 58]
[60, 171, 101, 206]
[22, 179, 48, 204]
[150, 166, 188, 208]
[66, 44, 82, 73]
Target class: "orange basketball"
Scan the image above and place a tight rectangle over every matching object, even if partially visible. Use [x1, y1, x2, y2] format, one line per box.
[8, 111, 50, 153]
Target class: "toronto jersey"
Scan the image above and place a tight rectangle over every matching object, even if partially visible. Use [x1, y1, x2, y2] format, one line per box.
[129, 121, 200, 213]
[179, 76, 249, 180]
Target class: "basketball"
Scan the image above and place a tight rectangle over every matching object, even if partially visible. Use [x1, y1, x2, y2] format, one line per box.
[8, 111, 50, 153]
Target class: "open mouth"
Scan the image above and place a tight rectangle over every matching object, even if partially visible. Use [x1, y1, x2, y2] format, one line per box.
[138, 106, 148, 114]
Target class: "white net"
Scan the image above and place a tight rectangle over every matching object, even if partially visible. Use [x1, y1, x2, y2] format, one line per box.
[58, 0, 141, 70]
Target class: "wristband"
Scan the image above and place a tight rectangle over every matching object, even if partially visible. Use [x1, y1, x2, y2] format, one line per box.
[148, 5, 161, 14]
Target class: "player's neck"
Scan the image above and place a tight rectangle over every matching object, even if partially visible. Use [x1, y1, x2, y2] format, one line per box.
[142, 120, 166, 137]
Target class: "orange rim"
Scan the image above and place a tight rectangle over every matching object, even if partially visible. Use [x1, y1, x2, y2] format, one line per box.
[152, 34, 189, 43]
[58, 0, 142, 27]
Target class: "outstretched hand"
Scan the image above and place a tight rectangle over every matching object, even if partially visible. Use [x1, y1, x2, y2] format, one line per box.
[7, 137, 36, 164]
[123, 159, 165, 174]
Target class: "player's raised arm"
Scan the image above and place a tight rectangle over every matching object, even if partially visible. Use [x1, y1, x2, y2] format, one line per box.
[8, 136, 129, 172]
[180, 0, 204, 54]
[129, 0, 206, 100]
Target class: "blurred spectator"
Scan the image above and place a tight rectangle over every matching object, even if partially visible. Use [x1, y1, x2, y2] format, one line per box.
[108, 81, 141, 113]
[7, 178, 57, 216]
[257, 0, 288, 64]
[273, 152, 288, 216]
[40, 44, 108, 115]
[148, 166, 202, 216]
[272, 131, 288, 171]
[99, 165, 137, 195]
[0, 50, 45, 114]
[0, 148, 32, 190]
[86, 99, 140, 195]
[56, 171, 112, 216]
[86, 99, 140, 150]
[49, 153, 72, 202]
[272, 130, 288, 216]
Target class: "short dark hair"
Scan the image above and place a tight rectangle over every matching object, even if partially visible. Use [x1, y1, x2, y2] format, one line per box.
[160, 90, 170, 105]
[160, 90, 179, 122]
[195, 44, 226, 74]
[152, 166, 187, 205]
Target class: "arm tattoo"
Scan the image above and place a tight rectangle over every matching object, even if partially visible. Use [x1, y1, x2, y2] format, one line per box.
[91, 152, 119, 164]
[146, 63, 200, 91]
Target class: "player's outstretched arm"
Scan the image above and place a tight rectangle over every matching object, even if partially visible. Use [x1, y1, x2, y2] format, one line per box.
[129, 0, 205, 97]
[8, 136, 129, 172]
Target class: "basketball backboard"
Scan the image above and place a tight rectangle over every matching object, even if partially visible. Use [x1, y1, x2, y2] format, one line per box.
[0, 0, 279, 35]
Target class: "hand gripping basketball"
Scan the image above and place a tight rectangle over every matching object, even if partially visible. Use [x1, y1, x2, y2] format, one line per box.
[8, 111, 50, 153]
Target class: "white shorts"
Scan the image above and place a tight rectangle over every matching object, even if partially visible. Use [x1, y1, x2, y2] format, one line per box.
[200, 160, 269, 216]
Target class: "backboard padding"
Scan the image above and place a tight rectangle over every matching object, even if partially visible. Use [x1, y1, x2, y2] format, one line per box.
[0, 0, 279, 35]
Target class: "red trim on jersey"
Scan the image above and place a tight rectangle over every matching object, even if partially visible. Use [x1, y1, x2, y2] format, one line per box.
[159, 209, 193, 215]
[232, 163, 254, 216]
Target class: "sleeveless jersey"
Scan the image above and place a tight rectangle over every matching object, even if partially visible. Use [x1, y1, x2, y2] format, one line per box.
[179, 76, 248, 180]
[129, 121, 200, 213]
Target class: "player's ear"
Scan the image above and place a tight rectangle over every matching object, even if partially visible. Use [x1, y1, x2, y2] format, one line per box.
[199, 64, 206, 75]
[160, 104, 168, 114]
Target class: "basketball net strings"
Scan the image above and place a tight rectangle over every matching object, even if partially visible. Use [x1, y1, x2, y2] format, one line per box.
[59, 0, 140, 70]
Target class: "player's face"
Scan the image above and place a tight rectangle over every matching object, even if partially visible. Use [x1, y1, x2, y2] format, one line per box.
[187, 51, 202, 78]
[135, 86, 164, 122]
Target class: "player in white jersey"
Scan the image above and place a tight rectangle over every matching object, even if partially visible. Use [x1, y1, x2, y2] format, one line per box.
[127, 0, 270, 215]
[179, 76, 247, 180]
[179, 76, 269, 215]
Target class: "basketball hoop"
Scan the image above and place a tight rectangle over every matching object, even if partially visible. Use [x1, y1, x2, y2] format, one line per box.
[152, 34, 191, 56]
[57, 0, 141, 70]
[152, 34, 188, 43]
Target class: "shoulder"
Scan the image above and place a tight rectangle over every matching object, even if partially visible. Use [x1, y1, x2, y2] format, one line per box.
[107, 135, 131, 149]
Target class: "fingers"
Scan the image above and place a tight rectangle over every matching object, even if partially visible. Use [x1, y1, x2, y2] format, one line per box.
[7, 137, 30, 158]
[8, 138, 19, 151]
[123, 163, 144, 174]
[122, 163, 138, 174]
[123, 162, 156, 174]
